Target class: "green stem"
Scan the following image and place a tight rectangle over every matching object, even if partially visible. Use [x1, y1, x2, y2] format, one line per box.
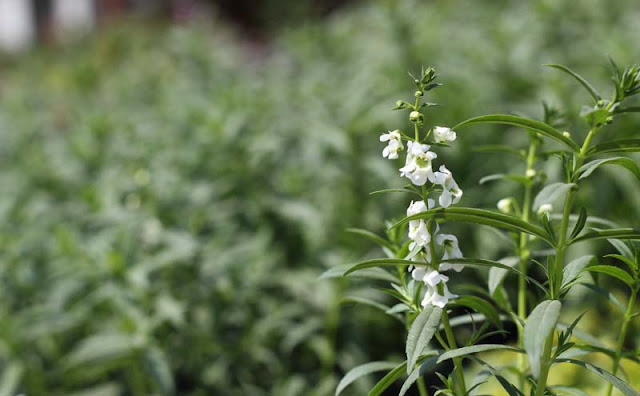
[536, 121, 604, 396]
[516, 137, 538, 387]
[418, 376, 430, 396]
[605, 287, 638, 396]
[441, 310, 466, 395]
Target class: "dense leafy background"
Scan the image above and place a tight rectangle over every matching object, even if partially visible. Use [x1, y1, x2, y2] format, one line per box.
[0, 0, 639, 394]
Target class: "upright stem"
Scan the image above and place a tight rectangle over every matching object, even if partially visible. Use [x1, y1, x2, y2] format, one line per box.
[441, 310, 467, 395]
[605, 287, 638, 396]
[535, 125, 601, 396]
[516, 137, 538, 387]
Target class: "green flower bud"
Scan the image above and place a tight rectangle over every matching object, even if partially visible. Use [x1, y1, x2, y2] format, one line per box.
[414, 90, 423, 97]
[409, 111, 424, 123]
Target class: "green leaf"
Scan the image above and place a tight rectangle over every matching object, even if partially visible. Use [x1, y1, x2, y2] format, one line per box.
[585, 265, 635, 287]
[343, 258, 418, 276]
[549, 385, 592, 396]
[469, 357, 524, 396]
[479, 173, 530, 185]
[580, 106, 610, 127]
[544, 64, 602, 102]
[578, 157, 640, 181]
[393, 207, 554, 246]
[452, 296, 503, 329]
[64, 333, 140, 368]
[335, 361, 400, 396]
[341, 297, 402, 323]
[569, 207, 588, 240]
[0, 362, 23, 396]
[587, 139, 640, 155]
[437, 344, 523, 364]
[145, 346, 175, 395]
[580, 284, 626, 312]
[345, 228, 395, 251]
[441, 257, 522, 274]
[320, 265, 398, 283]
[608, 239, 635, 259]
[561, 255, 596, 290]
[473, 144, 527, 159]
[524, 300, 562, 378]
[571, 228, 640, 244]
[604, 254, 638, 272]
[406, 305, 442, 373]
[453, 114, 579, 152]
[555, 359, 640, 396]
[368, 361, 407, 396]
[488, 257, 520, 295]
[398, 354, 440, 396]
[532, 183, 576, 212]
[614, 107, 640, 114]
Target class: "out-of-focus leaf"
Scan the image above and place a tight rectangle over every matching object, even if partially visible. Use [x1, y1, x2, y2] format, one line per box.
[555, 359, 640, 396]
[578, 157, 640, 181]
[544, 64, 602, 102]
[335, 361, 399, 396]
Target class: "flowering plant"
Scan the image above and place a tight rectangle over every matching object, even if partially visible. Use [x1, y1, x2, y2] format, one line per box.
[333, 64, 640, 396]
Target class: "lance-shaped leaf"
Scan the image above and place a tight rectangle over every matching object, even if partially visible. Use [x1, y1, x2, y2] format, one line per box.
[406, 305, 442, 373]
[561, 255, 596, 290]
[393, 207, 555, 246]
[544, 64, 602, 102]
[587, 138, 640, 155]
[320, 264, 398, 283]
[570, 228, 640, 244]
[335, 361, 400, 396]
[452, 296, 503, 329]
[584, 265, 635, 287]
[440, 257, 523, 274]
[614, 106, 640, 114]
[532, 182, 576, 213]
[524, 300, 562, 378]
[555, 359, 640, 396]
[479, 173, 530, 185]
[345, 228, 395, 251]
[578, 157, 640, 181]
[488, 256, 520, 295]
[399, 354, 440, 396]
[453, 114, 579, 152]
[368, 361, 407, 396]
[343, 258, 418, 276]
[436, 344, 523, 364]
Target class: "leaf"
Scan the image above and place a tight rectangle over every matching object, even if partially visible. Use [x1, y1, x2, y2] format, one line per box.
[0, 362, 23, 396]
[555, 359, 640, 396]
[469, 357, 524, 396]
[368, 361, 407, 396]
[335, 361, 399, 396]
[479, 173, 530, 185]
[406, 305, 442, 373]
[549, 385, 592, 396]
[580, 106, 610, 127]
[608, 238, 635, 259]
[64, 333, 141, 368]
[436, 344, 523, 364]
[578, 157, 640, 181]
[489, 257, 520, 295]
[585, 265, 635, 287]
[398, 355, 440, 396]
[341, 297, 401, 323]
[587, 139, 640, 155]
[604, 254, 638, 273]
[561, 255, 596, 290]
[532, 183, 576, 212]
[440, 257, 522, 274]
[524, 300, 562, 378]
[393, 207, 554, 246]
[544, 64, 602, 102]
[320, 265, 398, 283]
[614, 107, 640, 115]
[452, 296, 503, 329]
[343, 258, 418, 276]
[473, 144, 527, 159]
[580, 284, 626, 312]
[345, 228, 395, 251]
[571, 228, 640, 244]
[453, 114, 579, 152]
[569, 207, 588, 240]
[145, 346, 175, 395]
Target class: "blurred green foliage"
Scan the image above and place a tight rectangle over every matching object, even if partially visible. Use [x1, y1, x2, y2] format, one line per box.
[0, 0, 639, 395]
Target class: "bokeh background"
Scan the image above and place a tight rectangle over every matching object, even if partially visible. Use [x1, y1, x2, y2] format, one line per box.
[0, 0, 639, 395]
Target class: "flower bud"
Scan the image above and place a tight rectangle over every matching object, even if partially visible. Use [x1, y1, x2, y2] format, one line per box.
[409, 111, 424, 123]
[497, 198, 512, 214]
[414, 90, 423, 97]
[537, 203, 552, 215]
[562, 131, 571, 138]
[526, 169, 536, 178]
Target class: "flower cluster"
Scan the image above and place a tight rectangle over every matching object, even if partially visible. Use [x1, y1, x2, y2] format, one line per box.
[380, 120, 464, 308]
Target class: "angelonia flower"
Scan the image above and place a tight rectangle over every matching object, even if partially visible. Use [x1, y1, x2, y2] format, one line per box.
[399, 141, 437, 186]
[378, 116, 465, 308]
[379, 130, 404, 159]
[433, 126, 457, 143]
[431, 165, 463, 208]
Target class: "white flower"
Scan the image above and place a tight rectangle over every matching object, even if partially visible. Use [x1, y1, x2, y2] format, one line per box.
[421, 282, 458, 308]
[379, 130, 404, 159]
[423, 269, 449, 287]
[406, 199, 435, 250]
[433, 126, 457, 143]
[431, 165, 463, 207]
[497, 198, 512, 213]
[400, 141, 437, 186]
[436, 234, 464, 272]
[537, 203, 553, 215]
